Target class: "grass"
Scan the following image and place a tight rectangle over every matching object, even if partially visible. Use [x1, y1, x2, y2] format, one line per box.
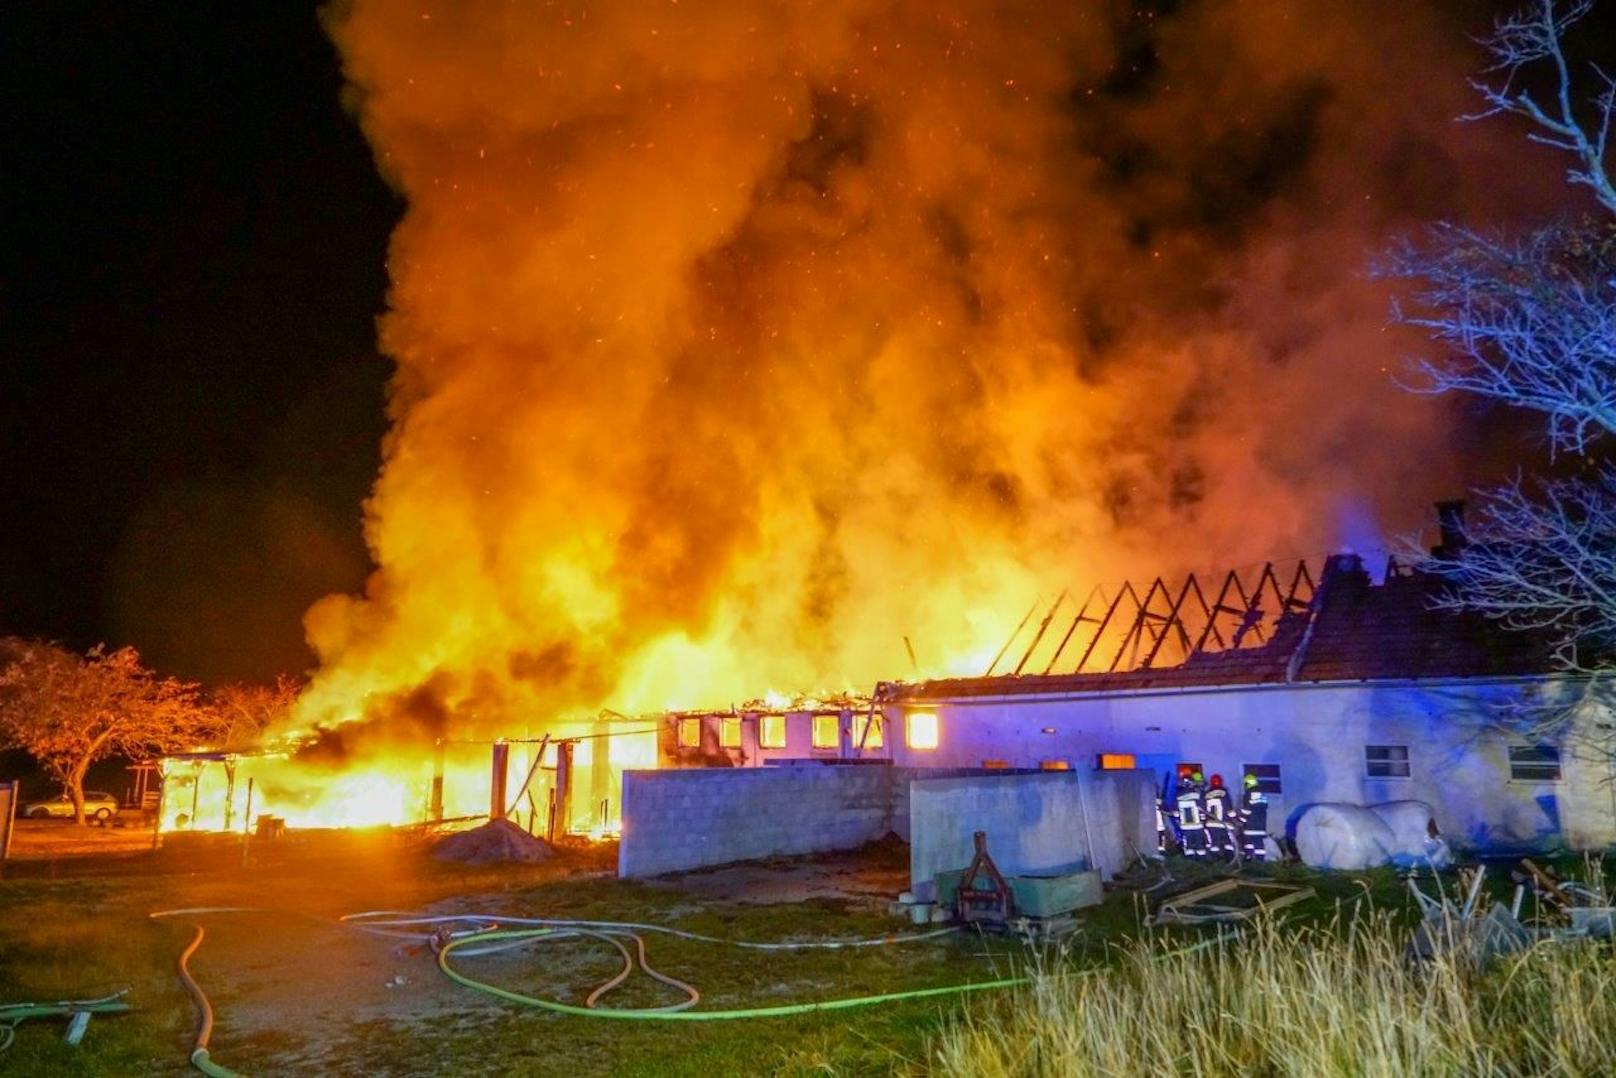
[930, 860, 1616, 1078]
[2, 841, 1611, 1076]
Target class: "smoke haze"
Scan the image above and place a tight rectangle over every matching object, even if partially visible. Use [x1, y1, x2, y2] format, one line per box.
[299, 0, 1552, 730]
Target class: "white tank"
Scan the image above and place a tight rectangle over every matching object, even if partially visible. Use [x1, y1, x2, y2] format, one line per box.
[1293, 800, 1451, 870]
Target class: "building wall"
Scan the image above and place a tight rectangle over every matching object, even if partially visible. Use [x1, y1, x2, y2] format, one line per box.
[617, 762, 1041, 877]
[887, 678, 1616, 851]
[907, 768, 1155, 900]
[617, 764, 895, 877]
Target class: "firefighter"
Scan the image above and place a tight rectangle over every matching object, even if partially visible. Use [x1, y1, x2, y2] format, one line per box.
[1175, 770, 1207, 858]
[1239, 772, 1269, 862]
[1203, 773, 1234, 860]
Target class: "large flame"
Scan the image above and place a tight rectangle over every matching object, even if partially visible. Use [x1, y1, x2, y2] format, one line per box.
[225, 2, 1556, 826]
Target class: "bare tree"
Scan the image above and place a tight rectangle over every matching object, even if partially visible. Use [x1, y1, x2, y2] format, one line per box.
[1383, 0, 1616, 713]
[1382, 0, 1616, 751]
[209, 675, 301, 749]
[0, 640, 217, 824]
[1469, 0, 1616, 217]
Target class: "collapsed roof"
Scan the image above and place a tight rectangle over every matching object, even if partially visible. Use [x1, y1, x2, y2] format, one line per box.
[883, 511, 1558, 703]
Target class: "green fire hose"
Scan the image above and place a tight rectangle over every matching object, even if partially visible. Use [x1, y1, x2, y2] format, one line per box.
[436, 926, 1028, 1020]
[0, 993, 133, 1054]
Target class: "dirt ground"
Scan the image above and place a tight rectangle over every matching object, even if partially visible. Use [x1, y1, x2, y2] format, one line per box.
[0, 825, 971, 1075]
[6, 816, 162, 863]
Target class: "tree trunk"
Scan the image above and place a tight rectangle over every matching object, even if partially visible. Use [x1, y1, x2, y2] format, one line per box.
[67, 759, 89, 826]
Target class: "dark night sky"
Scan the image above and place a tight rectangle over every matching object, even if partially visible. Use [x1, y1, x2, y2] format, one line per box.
[3, 3, 1611, 687]
[4, 5, 397, 683]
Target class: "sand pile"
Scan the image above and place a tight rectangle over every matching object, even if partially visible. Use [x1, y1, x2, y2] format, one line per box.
[430, 819, 555, 864]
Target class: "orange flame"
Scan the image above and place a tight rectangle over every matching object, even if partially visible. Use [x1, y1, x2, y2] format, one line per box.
[245, 1, 1541, 828]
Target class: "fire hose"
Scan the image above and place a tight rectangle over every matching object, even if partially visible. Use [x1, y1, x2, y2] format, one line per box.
[0, 991, 133, 1054]
[150, 906, 1012, 1075]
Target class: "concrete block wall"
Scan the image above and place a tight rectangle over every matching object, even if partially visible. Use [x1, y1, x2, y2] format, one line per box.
[888, 767, 1038, 842]
[908, 769, 1155, 900]
[617, 764, 895, 877]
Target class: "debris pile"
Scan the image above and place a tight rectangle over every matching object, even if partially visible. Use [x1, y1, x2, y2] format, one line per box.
[430, 819, 555, 864]
[1406, 860, 1616, 966]
[1149, 879, 1315, 926]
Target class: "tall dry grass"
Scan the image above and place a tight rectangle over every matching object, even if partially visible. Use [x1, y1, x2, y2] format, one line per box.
[929, 913, 1616, 1077]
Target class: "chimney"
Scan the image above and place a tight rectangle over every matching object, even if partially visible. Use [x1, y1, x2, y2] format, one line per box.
[1431, 500, 1468, 559]
[1321, 549, 1369, 591]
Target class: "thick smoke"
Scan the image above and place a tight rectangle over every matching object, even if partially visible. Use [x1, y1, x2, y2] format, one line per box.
[300, 0, 1547, 730]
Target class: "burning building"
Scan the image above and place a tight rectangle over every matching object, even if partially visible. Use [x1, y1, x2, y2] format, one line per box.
[614, 505, 1613, 879]
[157, 5, 1575, 843]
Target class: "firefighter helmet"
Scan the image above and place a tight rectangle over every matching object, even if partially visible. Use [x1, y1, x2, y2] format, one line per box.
[1243, 773, 1259, 789]
[1209, 773, 1224, 789]
[1191, 770, 1205, 784]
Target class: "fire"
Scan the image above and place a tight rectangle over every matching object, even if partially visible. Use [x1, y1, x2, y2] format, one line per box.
[202, 2, 1520, 832]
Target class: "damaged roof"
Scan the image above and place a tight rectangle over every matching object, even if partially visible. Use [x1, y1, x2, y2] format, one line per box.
[884, 553, 1559, 702]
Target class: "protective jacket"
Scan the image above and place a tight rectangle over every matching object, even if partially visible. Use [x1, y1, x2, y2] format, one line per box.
[1176, 785, 1207, 857]
[1204, 786, 1234, 853]
[1240, 787, 1269, 860]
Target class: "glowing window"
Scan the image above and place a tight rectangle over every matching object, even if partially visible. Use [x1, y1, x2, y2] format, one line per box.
[677, 719, 701, 749]
[1096, 753, 1136, 770]
[812, 715, 839, 749]
[1041, 759, 1071, 771]
[906, 710, 939, 750]
[759, 715, 786, 749]
[983, 759, 1011, 769]
[720, 717, 742, 749]
[857, 715, 884, 749]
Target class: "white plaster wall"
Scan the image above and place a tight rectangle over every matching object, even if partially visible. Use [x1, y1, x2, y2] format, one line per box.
[889, 678, 1615, 851]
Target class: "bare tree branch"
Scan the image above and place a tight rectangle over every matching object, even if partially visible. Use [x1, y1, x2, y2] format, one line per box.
[1382, 222, 1616, 455]
[1466, 0, 1616, 214]
[1382, 3, 1616, 745]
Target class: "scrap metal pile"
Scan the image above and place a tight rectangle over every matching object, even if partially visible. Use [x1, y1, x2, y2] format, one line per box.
[1406, 859, 1615, 965]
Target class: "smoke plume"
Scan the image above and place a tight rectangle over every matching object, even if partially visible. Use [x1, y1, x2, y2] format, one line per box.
[300, 0, 1550, 729]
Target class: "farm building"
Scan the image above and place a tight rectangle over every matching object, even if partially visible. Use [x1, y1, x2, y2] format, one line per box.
[644, 508, 1615, 866]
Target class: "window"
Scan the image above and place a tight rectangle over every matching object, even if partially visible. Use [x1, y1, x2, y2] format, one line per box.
[720, 717, 742, 749]
[812, 715, 840, 750]
[855, 715, 884, 749]
[758, 715, 786, 749]
[677, 718, 701, 749]
[1041, 759, 1071, 771]
[906, 710, 939, 750]
[1366, 745, 1411, 779]
[1096, 753, 1136, 770]
[1509, 744, 1562, 782]
[982, 759, 1011, 769]
[1243, 763, 1282, 795]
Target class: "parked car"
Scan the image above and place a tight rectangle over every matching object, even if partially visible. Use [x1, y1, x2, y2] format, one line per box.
[22, 791, 121, 822]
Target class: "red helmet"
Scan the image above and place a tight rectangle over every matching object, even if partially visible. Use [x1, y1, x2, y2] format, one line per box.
[1209, 774, 1224, 789]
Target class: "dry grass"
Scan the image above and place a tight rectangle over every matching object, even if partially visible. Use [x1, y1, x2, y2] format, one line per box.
[930, 912, 1616, 1077]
